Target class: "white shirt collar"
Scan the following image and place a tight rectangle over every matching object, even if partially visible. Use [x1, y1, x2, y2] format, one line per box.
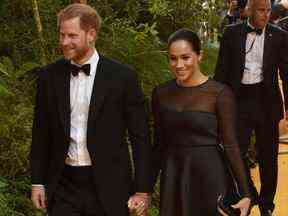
[247, 20, 266, 33]
[71, 49, 99, 76]
[82, 49, 99, 65]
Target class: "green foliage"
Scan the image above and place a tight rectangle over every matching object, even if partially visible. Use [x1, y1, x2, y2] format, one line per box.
[0, 177, 39, 216]
[0, 57, 35, 179]
[0, 57, 37, 215]
[201, 41, 219, 76]
[0, 0, 39, 66]
[0, 63, 9, 76]
[98, 19, 171, 97]
[148, 0, 172, 18]
[146, 0, 226, 41]
[148, 206, 160, 216]
[0, 62, 9, 96]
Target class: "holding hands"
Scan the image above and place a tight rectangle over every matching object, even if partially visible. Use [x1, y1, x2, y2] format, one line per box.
[128, 193, 150, 216]
[31, 185, 46, 211]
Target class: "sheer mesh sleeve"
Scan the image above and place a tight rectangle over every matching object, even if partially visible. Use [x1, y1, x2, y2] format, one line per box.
[151, 87, 164, 187]
[216, 86, 251, 197]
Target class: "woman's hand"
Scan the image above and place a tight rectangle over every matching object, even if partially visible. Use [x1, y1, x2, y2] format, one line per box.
[127, 193, 150, 216]
[231, 197, 251, 216]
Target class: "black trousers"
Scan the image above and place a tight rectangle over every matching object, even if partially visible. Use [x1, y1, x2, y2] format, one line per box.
[237, 83, 279, 212]
[49, 165, 107, 216]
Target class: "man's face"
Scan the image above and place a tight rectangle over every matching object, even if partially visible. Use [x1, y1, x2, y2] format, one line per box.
[59, 17, 95, 64]
[250, 0, 271, 29]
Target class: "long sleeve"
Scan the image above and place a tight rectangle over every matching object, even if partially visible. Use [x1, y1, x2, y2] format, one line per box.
[216, 86, 250, 197]
[151, 87, 163, 188]
[30, 68, 50, 185]
[124, 70, 152, 193]
[280, 70, 288, 110]
[279, 30, 288, 111]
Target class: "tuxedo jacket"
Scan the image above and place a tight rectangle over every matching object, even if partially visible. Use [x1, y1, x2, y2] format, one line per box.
[214, 22, 288, 121]
[30, 55, 152, 215]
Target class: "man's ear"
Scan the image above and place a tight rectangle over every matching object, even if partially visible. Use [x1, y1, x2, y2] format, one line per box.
[87, 28, 97, 44]
[245, 1, 252, 17]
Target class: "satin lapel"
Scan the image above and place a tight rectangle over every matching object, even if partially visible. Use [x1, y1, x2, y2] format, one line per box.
[87, 56, 110, 129]
[55, 60, 71, 138]
[239, 23, 247, 76]
[262, 24, 273, 77]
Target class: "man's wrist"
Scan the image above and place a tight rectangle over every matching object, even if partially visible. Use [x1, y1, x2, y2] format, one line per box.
[32, 184, 45, 189]
[135, 192, 150, 197]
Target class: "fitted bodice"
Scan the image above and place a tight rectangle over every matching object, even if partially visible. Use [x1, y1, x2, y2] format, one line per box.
[154, 79, 232, 148]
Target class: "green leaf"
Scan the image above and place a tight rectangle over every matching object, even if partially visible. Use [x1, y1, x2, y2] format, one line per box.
[0, 177, 9, 191]
[0, 63, 9, 76]
[0, 83, 10, 96]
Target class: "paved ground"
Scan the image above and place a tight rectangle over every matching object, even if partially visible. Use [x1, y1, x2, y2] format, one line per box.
[250, 143, 288, 216]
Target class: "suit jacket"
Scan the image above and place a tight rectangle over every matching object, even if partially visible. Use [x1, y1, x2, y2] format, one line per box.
[30, 55, 152, 216]
[214, 22, 288, 121]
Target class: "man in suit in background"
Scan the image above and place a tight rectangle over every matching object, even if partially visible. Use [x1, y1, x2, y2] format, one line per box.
[214, 0, 288, 215]
[30, 3, 152, 216]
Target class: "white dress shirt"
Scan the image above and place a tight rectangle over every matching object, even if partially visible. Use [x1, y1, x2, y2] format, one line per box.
[66, 49, 99, 166]
[242, 22, 265, 84]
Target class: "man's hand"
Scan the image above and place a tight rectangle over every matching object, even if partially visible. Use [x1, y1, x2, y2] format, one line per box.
[31, 185, 46, 210]
[228, 0, 238, 15]
[280, 0, 288, 9]
[285, 111, 288, 129]
[127, 192, 150, 216]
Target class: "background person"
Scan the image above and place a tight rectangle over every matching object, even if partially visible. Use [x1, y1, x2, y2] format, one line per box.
[214, 0, 288, 215]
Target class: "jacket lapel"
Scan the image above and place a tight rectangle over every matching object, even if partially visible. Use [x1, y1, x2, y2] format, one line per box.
[55, 59, 71, 139]
[239, 23, 248, 77]
[87, 55, 110, 130]
[262, 24, 273, 77]
[54, 56, 111, 139]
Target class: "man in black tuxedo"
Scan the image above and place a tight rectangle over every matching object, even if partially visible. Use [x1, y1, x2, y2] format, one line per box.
[30, 3, 152, 216]
[214, 0, 288, 215]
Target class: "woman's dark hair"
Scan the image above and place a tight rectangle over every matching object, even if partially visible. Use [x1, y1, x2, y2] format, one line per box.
[168, 28, 201, 55]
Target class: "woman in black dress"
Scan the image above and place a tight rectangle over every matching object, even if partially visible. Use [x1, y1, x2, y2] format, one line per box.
[152, 29, 251, 216]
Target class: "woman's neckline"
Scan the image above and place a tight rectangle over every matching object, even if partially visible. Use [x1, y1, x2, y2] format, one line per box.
[175, 77, 210, 88]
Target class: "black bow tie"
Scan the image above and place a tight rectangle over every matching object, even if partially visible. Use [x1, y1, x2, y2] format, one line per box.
[246, 24, 263, 35]
[70, 64, 90, 76]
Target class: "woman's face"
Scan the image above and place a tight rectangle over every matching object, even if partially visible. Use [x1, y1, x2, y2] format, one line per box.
[168, 40, 201, 84]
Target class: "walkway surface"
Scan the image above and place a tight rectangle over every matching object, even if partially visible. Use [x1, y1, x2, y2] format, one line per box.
[250, 143, 288, 216]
